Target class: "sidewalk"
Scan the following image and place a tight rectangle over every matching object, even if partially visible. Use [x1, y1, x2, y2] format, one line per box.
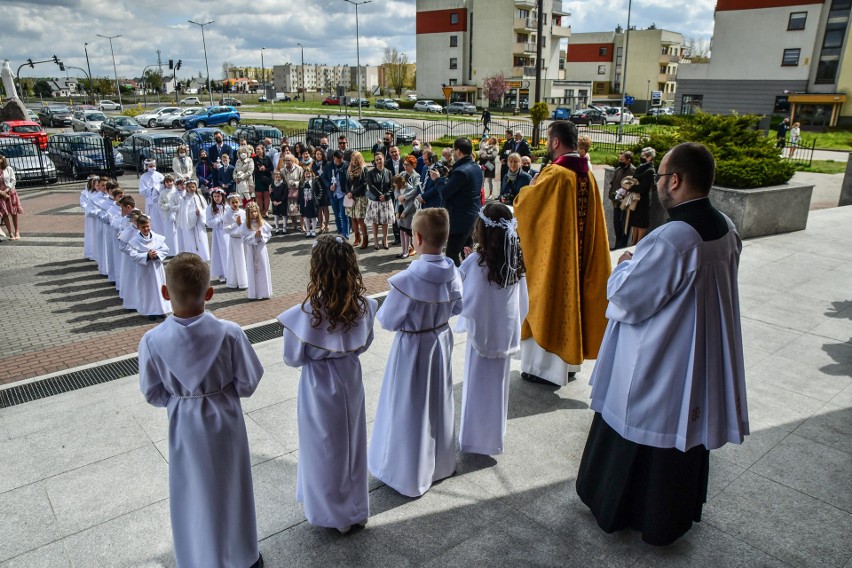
[1, 206, 849, 567]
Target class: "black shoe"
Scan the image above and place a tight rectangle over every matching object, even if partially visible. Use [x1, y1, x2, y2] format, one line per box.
[521, 372, 553, 385]
[249, 554, 264, 568]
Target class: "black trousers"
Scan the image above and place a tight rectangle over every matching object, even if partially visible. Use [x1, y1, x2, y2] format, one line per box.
[612, 204, 628, 248]
[446, 231, 472, 267]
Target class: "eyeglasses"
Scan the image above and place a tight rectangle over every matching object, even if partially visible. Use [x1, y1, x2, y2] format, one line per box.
[653, 172, 675, 184]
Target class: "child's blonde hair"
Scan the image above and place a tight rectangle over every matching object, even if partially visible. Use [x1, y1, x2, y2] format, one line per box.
[165, 253, 210, 307]
[244, 202, 265, 230]
[411, 208, 449, 249]
[578, 135, 592, 153]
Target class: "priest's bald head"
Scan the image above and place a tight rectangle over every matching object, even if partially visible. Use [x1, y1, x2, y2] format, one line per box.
[657, 142, 716, 210]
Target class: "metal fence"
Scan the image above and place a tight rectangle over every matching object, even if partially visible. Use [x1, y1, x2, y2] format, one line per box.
[785, 138, 815, 167]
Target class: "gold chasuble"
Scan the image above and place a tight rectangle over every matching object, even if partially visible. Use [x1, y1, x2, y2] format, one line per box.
[514, 154, 611, 366]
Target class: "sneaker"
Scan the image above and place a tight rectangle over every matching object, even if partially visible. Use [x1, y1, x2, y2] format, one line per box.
[337, 525, 352, 535]
[305, 232, 311, 238]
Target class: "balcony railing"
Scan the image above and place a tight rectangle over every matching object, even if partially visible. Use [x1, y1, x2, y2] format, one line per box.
[513, 17, 538, 30]
[524, 42, 537, 53]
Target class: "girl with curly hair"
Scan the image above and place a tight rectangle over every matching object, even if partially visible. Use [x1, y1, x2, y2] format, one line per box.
[456, 202, 527, 455]
[277, 233, 377, 534]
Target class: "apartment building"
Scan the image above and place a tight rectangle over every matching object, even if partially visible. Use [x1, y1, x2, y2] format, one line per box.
[564, 27, 685, 111]
[415, 0, 571, 105]
[271, 64, 379, 95]
[676, 0, 851, 126]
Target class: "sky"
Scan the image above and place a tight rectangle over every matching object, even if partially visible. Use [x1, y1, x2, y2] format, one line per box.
[2, 0, 716, 83]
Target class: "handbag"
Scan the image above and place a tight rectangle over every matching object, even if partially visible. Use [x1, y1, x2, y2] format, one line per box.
[343, 195, 355, 208]
[620, 191, 640, 211]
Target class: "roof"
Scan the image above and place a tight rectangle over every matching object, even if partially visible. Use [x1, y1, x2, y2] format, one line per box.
[2, 120, 42, 127]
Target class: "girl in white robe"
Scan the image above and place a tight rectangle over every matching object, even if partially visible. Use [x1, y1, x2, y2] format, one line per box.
[138, 162, 165, 235]
[223, 195, 249, 289]
[240, 202, 272, 300]
[156, 175, 179, 256]
[278, 234, 376, 533]
[176, 180, 210, 262]
[90, 189, 110, 276]
[118, 210, 142, 309]
[456, 203, 528, 455]
[205, 189, 229, 282]
[127, 215, 171, 318]
[81, 176, 98, 261]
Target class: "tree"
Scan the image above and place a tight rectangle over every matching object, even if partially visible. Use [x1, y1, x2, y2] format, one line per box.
[529, 102, 550, 148]
[34, 79, 53, 99]
[382, 48, 410, 96]
[221, 61, 233, 80]
[684, 36, 710, 63]
[143, 69, 165, 93]
[482, 73, 509, 105]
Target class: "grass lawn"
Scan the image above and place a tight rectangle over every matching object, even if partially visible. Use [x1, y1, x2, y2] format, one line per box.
[794, 159, 847, 174]
[803, 130, 852, 151]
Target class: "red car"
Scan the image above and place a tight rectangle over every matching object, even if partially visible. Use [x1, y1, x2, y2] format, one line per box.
[321, 96, 341, 106]
[0, 121, 49, 150]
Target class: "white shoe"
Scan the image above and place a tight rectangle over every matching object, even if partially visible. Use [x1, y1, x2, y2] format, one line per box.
[337, 526, 352, 535]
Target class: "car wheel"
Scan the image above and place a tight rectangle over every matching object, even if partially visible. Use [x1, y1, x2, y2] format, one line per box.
[148, 119, 156, 127]
[228, 118, 238, 127]
[172, 120, 180, 128]
[196, 121, 206, 128]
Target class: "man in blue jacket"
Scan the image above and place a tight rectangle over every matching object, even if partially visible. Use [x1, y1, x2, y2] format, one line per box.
[320, 150, 351, 237]
[441, 137, 483, 266]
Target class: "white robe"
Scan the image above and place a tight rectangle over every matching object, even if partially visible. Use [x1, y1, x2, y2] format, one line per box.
[91, 193, 113, 278]
[223, 208, 248, 289]
[104, 201, 122, 284]
[138, 312, 263, 568]
[109, 209, 127, 291]
[239, 222, 272, 299]
[205, 204, 228, 280]
[588, 218, 749, 452]
[118, 225, 138, 308]
[278, 299, 377, 530]
[157, 187, 179, 255]
[139, 170, 165, 234]
[84, 191, 101, 263]
[455, 253, 528, 455]
[80, 189, 96, 260]
[127, 231, 171, 316]
[176, 191, 210, 261]
[369, 254, 463, 497]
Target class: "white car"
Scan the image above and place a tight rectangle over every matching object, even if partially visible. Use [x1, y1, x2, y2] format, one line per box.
[0, 138, 57, 184]
[135, 107, 181, 128]
[156, 107, 203, 128]
[406, 94, 418, 101]
[71, 110, 107, 133]
[605, 107, 635, 124]
[413, 100, 443, 113]
[180, 97, 202, 106]
[98, 100, 122, 111]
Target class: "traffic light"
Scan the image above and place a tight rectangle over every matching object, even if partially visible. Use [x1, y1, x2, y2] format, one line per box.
[176, 60, 182, 71]
[27, 59, 34, 68]
[59, 63, 65, 72]
[169, 59, 174, 70]
[53, 55, 60, 64]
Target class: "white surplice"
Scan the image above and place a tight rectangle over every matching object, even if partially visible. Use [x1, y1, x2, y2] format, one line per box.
[239, 222, 272, 299]
[157, 186, 179, 255]
[369, 254, 463, 497]
[455, 252, 528, 455]
[127, 231, 171, 316]
[205, 204, 228, 280]
[80, 189, 96, 260]
[278, 299, 377, 530]
[83, 190, 101, 263]
[223, 208, 248, 289]
[138, 169, 165, 234]
[176, 191, 210, 261]
[117, 225, 138, 307]
[588, 218, 749, 452]
[138, 312, 263, 568]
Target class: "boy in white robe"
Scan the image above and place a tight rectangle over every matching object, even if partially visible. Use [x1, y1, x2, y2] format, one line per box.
[90, 182, 111, 276]
[127, 215, 171, 319]
[139, 159, 165, 235]
[112, 196, 136, 295]
[205, 188, 229, 282]
[576, 143, 749, 546]
[223, 194, 249, 289]
[138, 253, 264, 568]
[278, 234, 376, 533]
[157, 174, 179, 256]
[176, 180, 210, 261]
[369, 208, 463, 497]
[118, 210, 142, 309]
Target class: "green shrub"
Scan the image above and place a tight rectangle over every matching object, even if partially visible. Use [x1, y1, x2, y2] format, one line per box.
[122, 107, 144, 117]
[395, 99, 417, 110]
[715, 157, 795, 188]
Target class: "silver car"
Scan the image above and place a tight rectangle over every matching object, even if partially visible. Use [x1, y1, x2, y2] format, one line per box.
[155, 107, 200, 128]
[413, 100, 443, 113]
[0, 139, 57, 185]
[135, 107, 181, 128]
[71, 110, 107, 133]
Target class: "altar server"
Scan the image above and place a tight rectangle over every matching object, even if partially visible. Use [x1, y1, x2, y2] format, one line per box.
[223, 195, 249, 289]
[240, 202, 272, 300]
[127, 214, 171, 319]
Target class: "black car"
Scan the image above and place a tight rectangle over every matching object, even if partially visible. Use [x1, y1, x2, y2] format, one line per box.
[101, 116, 146, 141]
[46, 132, 125, 179]
[218, 97, 242, 107]
[358, 118, 416, 145]
[347, 98, 370, 108]
[38, 104, 73, 127]
[116, 132, 184, 171]
[232, 124, 283, 148]
[569, 108, 606, 125]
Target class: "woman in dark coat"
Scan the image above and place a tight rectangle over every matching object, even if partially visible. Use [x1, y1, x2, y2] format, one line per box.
[253, 144, 274, 217]
[312, 147, 330, 233]
[499, 152, 532, 206]
[629, 147, 656, 245]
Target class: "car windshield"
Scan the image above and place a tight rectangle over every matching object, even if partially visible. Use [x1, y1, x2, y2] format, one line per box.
[381, 121, 403, 129]
[0, 143, 37, 158]
[48, 106, 69, 112]
[67, 136, 99, 150]
[154, 138, 183, 148]
[86, 113, 107, 121]
[13, 125, 42, 133]
[114, 117, 135, 126]
[192, 108, 209, 115]
[193, 131, 220, 143]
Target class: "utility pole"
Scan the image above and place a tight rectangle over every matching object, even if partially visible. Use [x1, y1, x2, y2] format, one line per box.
[84, 43, 94, 105]
[97, 34, 123, 108]
[618, 0, 633, 142]
[344, 0, 371, 122]
[533, 0, 545, 145]
[188, 20, 215, 106]
[260, 47, 266, 99]
[297, 43, 306, 102]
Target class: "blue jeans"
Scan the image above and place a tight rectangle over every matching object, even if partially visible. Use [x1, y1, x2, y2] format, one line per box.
[331, 194, 350, 237]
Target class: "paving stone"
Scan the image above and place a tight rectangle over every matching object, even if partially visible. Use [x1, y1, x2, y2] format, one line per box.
[794, 403, 852, 455]
[0, 483, 61, 563]
[0, 541, 71, 568]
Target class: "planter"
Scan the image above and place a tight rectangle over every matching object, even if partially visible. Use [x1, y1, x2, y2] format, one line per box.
[602, 166, 814, 241]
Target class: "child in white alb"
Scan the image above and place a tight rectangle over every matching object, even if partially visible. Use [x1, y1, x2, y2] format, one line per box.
[240, 202, 272, 299]
[176, 180, 210, 261]
[205, 188, 229, 282]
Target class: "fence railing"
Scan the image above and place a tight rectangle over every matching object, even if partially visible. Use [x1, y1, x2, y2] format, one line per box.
[785, 138, 815, 167]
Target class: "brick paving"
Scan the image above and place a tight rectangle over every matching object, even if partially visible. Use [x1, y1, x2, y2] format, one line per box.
[0, 185, 404, 385]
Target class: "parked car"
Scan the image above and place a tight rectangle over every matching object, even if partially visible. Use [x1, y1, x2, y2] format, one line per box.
[444, 101, 477, 115]
[38, 104, 72, 127]
[358, 118, 416, 145]
[306, 116, 365, 146]
[97, 100, 122, 111]
[0, 138, 57, 185]
[347, 98, 370, 108]
[257, 95, 268, 103]
[134, 107, 180, 128]
[647, 107, 674, 116]
[181, 128, 237, 161]
[101, 116, 146, 141]
[26, 109, 39, 122]
[322, 96, 341, 106]
[374, 98, 400, 110]
[116, 132, 184, 171]
[276, 93, 291, 102]
[71, 110, 107, 133]
[551, 107, 571, 120]
[605, 107, 635, 124]
[218, 97, 242, 107]
[413, 100, 443, 113]
[71, 105, 97, 112]
[181, 106, 240, 130]
[156, 107, 202, 128]
[46, 132, 124, 179]
[405, 94, 418, 101]
[151, 108, 185, 128]
[232, 124, 283, 148]
[0, 121, 48, 150]
[180, 97, 202, 106]
[569, 108, 606, 125]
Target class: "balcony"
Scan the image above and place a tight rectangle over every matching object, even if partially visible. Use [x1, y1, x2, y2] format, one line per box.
[524, 42, 537, 53]
[513, 16, 538, 30]
[513, 42, 527, 55]
[551, 24, 571, 37]
[666, 73, 678, 82]
[660, 53, 681, 64]
[524, 66, 537, 77]
[516, 0, 535, 6]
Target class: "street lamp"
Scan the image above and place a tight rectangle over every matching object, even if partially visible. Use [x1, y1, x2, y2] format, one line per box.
[260, 47, 266, 99]
[84, 43, 94, 105]
[296, 42, 305, 102]
[343, 0, 371, 121]
[617, 0, 633, 141]
[188, 20, 215, 106]
[96, 34, 123, 108]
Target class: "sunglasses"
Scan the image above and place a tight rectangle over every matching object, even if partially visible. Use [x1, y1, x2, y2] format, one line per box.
[654, 172, 675, 184]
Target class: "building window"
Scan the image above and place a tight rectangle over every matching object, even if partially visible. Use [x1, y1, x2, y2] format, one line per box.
[450, 12, 459, 25]
[681, 94, 703, 115]
[450, 35, 458, 47]
[449, 79, 458, 86]
[449, 58, 458, 70]
[599, 47, 607, 56]
[598, 65, 606, 75]
[788, 12, 807, 30]
[781, 48, 801, 66]
[774, 96, 790, 113]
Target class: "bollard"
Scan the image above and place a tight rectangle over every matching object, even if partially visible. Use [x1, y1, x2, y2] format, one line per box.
[840, 152, 852, 206]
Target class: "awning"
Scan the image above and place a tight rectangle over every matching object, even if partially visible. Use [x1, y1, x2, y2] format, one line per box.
[787, 93, 847, 104]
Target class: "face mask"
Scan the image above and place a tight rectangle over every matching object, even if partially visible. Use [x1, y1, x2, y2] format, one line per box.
[412, 145, 420, 151]
[240, 153, 247, 160]
[320, 144, 328, 150]
[215, 139, 223, 145]
[148, 166, 156, 172]
[200, 156, 208, 161]
[274, 180, 283, 186]
[522, 165, 531, 172]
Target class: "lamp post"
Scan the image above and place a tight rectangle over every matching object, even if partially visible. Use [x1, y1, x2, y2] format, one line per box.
[84, 43, 94, 105]
[260, 47, 266, 99]
[96, 34, 123, 109]
[188, 20, 215, 106]
[617, 0, 632, 142]
[296, 42, 306, 102]
[343, 0, 371, 121]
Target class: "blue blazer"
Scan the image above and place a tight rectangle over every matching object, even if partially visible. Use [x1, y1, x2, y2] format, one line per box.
[441, 155, 483, 234]
[320, 160, 350, 197]
[208, 143, 235, 164]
